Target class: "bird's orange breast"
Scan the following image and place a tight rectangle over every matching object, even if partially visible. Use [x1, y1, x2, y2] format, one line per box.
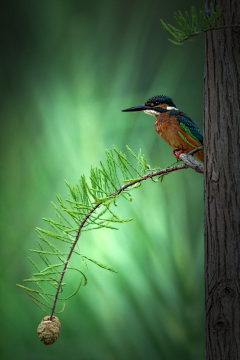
[155, 113, 183, 148]
[155, 113, 204, 162]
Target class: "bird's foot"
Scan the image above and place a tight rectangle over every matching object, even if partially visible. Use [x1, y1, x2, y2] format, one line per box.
[173, 149, 185, 160]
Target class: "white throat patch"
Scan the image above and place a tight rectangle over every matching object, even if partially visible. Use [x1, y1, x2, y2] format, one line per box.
[144, 109, 159, 116]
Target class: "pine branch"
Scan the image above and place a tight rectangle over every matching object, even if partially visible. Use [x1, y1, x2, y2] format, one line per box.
[17, 145, 203, 344]
[49, 202, 100, 319]
[49, 160, 187, 319]
[160, 3, 239, 45]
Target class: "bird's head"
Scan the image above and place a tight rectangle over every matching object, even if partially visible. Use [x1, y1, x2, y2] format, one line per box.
[122, 95, 178, 116]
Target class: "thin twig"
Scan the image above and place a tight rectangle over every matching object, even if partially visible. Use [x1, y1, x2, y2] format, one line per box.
[50, 162, 187, 318]
[179, 24, 240, 43]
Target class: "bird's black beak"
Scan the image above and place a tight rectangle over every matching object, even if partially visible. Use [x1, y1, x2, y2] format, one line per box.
[122, 104, 151, 112]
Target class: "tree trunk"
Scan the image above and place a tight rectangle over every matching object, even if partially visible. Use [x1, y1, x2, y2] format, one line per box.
[204, 1, 240, 359]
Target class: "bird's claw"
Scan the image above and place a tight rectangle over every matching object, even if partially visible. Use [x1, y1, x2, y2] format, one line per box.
[173, 149, 184, 160]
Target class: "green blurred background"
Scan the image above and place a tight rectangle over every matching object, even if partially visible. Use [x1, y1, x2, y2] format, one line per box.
[0, 0, 205, 359]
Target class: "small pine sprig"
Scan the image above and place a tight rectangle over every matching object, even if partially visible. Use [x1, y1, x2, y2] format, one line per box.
[17, 146, 187, 341]
[160, 3, 239, 45]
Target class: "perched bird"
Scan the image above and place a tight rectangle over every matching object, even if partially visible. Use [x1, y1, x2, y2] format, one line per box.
[122, 95, 204, 162]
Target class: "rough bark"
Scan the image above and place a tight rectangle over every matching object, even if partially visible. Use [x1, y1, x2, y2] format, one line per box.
[204, 1, 240, 359]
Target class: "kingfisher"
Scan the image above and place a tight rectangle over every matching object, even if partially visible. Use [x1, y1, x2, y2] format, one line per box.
[122, 95, 204, 162]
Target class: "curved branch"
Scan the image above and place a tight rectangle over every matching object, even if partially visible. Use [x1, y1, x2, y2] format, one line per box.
[174, 149, 204, 174]
[50, 162, 187, 319]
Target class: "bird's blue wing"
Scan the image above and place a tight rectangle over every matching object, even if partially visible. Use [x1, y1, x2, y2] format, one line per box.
[170, 110, 203, 145]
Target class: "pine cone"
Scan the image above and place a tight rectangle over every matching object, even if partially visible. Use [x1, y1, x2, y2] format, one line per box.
[37, 316, 61, 345]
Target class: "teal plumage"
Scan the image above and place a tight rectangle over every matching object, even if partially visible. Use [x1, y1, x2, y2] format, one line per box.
[169, 110, 203, 146]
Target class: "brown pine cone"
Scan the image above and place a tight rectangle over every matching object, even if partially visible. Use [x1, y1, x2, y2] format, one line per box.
[37, 316, 61, 345]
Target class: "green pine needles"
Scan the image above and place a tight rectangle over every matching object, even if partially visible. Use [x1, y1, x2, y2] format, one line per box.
[17, 146, 186, 320]
[160, 3, 238, 45]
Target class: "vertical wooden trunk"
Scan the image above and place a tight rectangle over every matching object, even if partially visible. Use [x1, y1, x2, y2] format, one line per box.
[204, 0, 240, 359]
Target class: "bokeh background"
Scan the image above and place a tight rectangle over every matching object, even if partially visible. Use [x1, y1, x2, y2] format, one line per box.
[0, 0, 205, 359]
